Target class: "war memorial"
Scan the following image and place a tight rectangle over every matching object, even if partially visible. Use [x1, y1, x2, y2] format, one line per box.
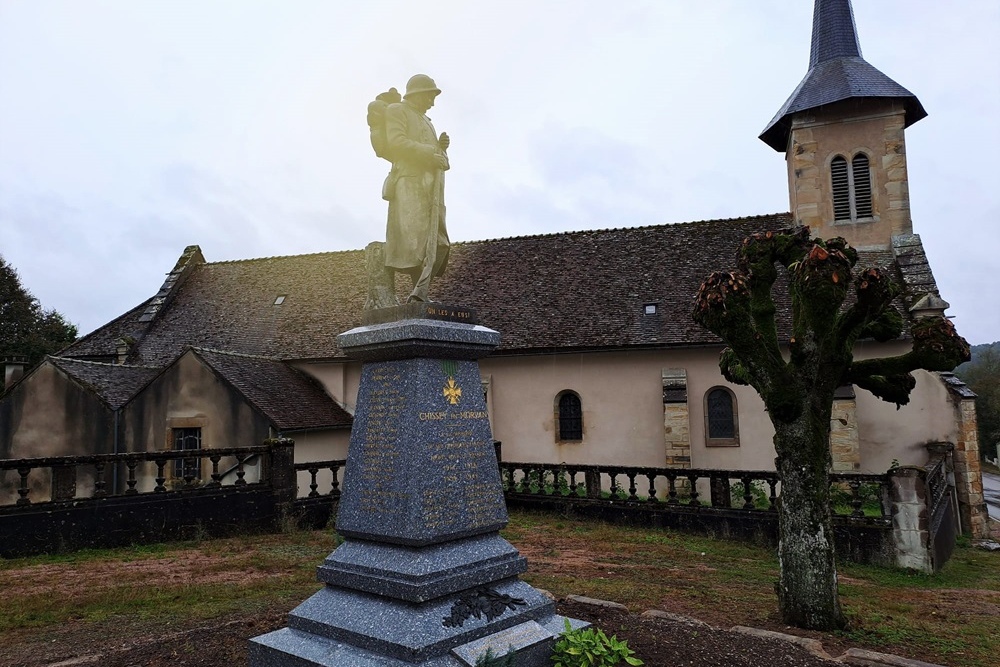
[249, 75, 584, 666]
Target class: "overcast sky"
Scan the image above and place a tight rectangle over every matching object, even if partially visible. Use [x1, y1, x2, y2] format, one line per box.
[1, 0, 997, 345]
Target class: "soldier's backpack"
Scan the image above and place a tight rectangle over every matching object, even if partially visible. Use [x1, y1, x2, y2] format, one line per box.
[367, 87, 401, 160]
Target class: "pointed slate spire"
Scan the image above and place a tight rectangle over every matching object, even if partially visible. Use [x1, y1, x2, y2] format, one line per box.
[759, 0, 926, 152]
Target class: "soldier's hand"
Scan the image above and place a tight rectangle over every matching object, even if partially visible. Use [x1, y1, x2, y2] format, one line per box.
[433, 152, 449, 170]
[438, 132, 450, 151]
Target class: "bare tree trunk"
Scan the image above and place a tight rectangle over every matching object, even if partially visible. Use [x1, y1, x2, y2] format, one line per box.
[773, 409, 846, 631]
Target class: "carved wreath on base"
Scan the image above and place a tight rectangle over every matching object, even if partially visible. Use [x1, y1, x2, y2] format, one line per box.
[442, 586, 527, 628]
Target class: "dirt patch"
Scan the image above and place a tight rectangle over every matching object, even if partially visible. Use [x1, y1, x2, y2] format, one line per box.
[1, 603, 852, 667]
[0, 551, 285, 599]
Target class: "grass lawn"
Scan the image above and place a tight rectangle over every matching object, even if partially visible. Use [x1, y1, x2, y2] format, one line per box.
[1, 509, 997, 667]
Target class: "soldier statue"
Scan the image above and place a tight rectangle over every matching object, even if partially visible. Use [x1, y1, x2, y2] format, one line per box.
[367, 74, 450, 304]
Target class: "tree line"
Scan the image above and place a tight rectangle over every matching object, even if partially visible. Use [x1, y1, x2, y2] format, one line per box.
[955, 342, 1000, 462]
[0, 254, 78, 371]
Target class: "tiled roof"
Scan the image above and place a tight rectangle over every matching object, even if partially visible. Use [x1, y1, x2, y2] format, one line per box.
[191, 348, 353, 431]
[760, 0, 926, 151]
[48, 357, 160, 409]
[62, 300, 151, 361]
[62, 213, 916, 363]
[892, 234, 940, 300]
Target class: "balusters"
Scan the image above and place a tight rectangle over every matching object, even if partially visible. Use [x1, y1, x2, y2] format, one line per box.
[555, 467, 568, 496]
[849, 479, 864, 517]
[647, 474, 658, 503]
[16, 466, 31, 506]
[517, 467, 528, 493]
[154, 460, 167, 492]
[306, 467, 320, 497]
[609, 472, 620, 499]
[626, 472, 638, 501]
[504, 466, 515, 492]
[125, 459, 139, 495]
[330, 464, 341, 495]
[235, 456, 248, 486]
[94, 462, 107, 497]
[568, 469, 579, 497]
[686, 474, 699, 506]
[181, 453, 197, 486]
[208, 454, 223, 488]
[741, 476, 754, 510]
[768, 479, 779, 510]
[666, 473, 678, 504]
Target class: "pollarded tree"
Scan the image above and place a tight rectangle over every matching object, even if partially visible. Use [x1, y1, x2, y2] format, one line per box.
[692, 227, 969, 630]
[0, 255, 78, 368]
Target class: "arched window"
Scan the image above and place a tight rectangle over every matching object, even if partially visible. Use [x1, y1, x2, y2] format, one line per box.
[556, 391, 583, 442]
[704, 387, 739, 447]
[831, 152, 874, 222]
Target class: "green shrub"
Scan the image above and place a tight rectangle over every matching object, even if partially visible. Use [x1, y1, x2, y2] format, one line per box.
[551, 618, 643, 666]
[475, 646, 516, 666]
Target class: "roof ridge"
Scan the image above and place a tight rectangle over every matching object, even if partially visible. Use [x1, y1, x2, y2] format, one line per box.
[48, 355, 160, 370]
[190, 346, 283, 362]
[197, 213, 793, 263]
[447, 212, 794, 246]
[204, 248, 362, 267]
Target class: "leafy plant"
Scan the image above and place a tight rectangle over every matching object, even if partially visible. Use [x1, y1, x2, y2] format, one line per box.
[551, 618, 643, 666]
[475, 646, 516, 666]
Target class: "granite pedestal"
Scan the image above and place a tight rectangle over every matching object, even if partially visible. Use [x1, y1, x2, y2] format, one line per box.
[249, 305, 584, 666]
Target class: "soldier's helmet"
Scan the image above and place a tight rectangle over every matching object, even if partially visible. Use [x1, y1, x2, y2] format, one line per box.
[404, 74, 441, 98]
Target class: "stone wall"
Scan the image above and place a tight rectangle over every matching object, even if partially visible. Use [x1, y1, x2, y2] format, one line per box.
[662, 369, 690, 468]
[953, 396, 989, 538]
[830, 396, 860, 472]
[786, 99, 912, 249]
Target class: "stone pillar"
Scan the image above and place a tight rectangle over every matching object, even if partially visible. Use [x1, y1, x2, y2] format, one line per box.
[51, 464, 77, 502]
[953, 397, 989, 538]
[266, 438, 297, 513]
[250, 304, 585, 666]
[829, 387, 860, 472]
[887, 467, 932, 573]
[662, 369, 690, 469]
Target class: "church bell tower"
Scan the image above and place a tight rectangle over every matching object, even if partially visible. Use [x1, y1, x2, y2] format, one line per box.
[760, 0, 927, 249]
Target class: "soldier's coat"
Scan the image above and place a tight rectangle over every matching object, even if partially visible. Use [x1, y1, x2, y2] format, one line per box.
[383, 100, 449, 277]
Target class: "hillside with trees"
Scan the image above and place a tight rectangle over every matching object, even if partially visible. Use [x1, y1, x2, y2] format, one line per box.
[955, 342, 1000, 461]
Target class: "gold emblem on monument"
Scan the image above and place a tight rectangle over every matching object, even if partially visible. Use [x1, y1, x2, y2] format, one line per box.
[443, 377, 462, 405]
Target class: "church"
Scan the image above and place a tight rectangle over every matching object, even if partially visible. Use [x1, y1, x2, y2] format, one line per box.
[0, 0, 988, 538]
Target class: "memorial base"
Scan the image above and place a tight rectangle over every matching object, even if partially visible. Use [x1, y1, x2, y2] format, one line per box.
[249, 309, 586, 666]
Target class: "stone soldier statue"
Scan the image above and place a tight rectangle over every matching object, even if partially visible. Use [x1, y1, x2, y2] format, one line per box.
[377, 74, 451, 303]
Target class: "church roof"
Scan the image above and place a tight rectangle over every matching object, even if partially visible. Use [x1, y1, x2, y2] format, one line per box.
[189, 348, 353, 431]
[759, 0, 926, 152]
[47, 357, 160, 409]
[62, 213, 919, 366]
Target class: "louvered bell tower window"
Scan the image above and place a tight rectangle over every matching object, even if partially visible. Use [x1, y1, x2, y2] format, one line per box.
[831, 153, 874, 222]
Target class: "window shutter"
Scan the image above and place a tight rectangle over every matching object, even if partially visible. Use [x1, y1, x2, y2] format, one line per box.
[831, 156, 851, 221]
[852, 153, 873, 218]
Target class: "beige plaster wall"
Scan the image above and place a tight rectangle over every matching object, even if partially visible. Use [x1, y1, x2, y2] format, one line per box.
[289, 428, 351, 498]
[301, 341, 958, 476]
[295, 360, 360, 414]
[851, 342, 958, 472]
[0, 362, 116, 503]
[1, 362, 116, 460]
[787, 100, 911, 247]
[122, 352, 270, 452]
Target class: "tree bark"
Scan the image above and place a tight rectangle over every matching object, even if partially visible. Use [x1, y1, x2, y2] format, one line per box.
[773, 406, 846, 630]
